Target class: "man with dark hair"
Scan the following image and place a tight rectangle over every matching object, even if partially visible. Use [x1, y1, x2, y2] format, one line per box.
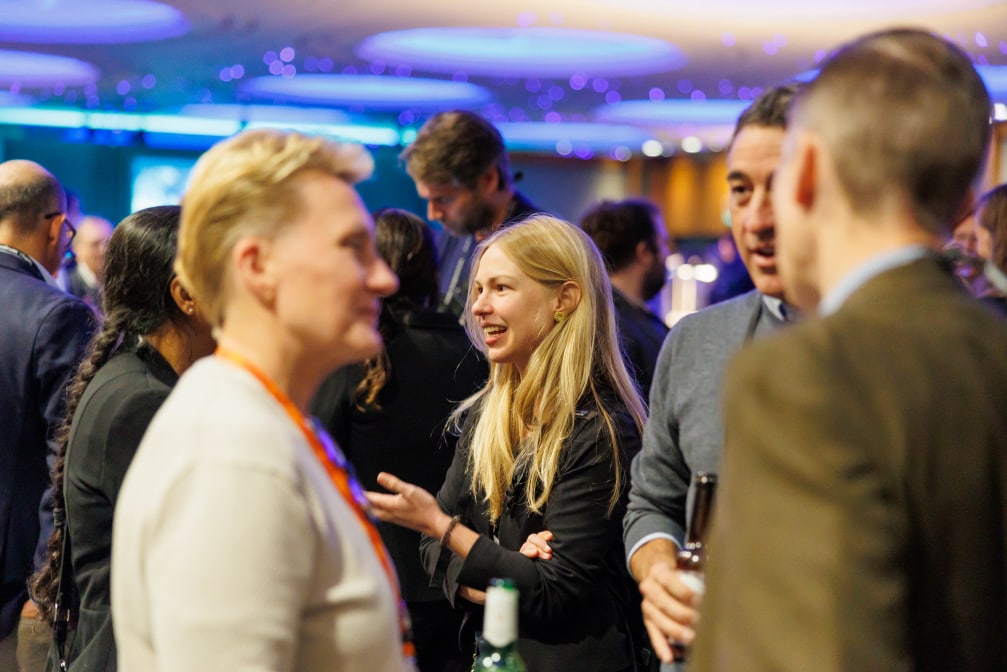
[400, 110, 541, 315]
[0, 160, 96, 670]
[580, 198, 670, 401]
[694, 29, 1006, 671]
[622, 83, 800, 669]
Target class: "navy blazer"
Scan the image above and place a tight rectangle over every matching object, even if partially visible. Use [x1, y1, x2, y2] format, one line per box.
[0, 250, 96, 637]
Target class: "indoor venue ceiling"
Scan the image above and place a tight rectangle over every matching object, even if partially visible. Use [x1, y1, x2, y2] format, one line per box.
[1, 0, 1006, 156]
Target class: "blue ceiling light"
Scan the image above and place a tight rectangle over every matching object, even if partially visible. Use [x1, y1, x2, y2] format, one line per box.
[0, 50, 98, 87]
[977, 65, 1007, 97]
[0, 0, 189, 43]
[242, 74, 492, 109]
[595, 99, 748, 126]
[357, 27, 685, 78]
[496, 121, 652, 152]
[796, 66, 1007, 100]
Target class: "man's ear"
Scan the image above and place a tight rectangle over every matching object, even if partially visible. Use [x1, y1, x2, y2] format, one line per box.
[792, 133, 818, 212]
[232, 236, 277, 306]
[476, 166, 500, 195]
[634, 239, 653, 266]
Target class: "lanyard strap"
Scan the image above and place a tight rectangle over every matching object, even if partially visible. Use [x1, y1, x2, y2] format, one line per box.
[215, 347, 415, 660]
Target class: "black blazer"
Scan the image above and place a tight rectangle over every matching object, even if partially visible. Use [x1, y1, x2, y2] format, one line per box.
[0, 251, 95, 638]
[421, 393, 645, 671]
[63, 344, 178, 671]
[311, 308, 486, 603]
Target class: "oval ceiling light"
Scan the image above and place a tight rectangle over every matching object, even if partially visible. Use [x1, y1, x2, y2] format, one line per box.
[0, 50, 99, 87]
[242, 74, 492, 109]
[589, 0, 988, 20]
[496, 122, 652, 151]
[357, 27, 684, 78]
[175, 104, 352, 125]
[596, 99, 748, 126]
[0, 0, 189, 43]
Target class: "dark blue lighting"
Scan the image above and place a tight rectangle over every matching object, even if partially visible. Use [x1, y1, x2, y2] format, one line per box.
[242, 74, 492, 109]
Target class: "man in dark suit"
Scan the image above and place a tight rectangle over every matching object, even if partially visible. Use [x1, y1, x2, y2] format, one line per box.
[0, 160, 96, 670]
[580, 198, 670, 403]
[692, 29, 1007, 672]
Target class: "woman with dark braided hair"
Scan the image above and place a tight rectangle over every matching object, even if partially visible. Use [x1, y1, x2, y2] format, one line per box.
[311, 208, 485, 671]
[28, 205, 215, 671]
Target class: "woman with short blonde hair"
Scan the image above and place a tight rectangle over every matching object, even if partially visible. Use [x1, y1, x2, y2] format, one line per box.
[112, 129, 410, 671]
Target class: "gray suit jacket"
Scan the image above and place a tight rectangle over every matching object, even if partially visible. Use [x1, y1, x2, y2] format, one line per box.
[693, 257, 1007, 671]
[623, 290, 784, 554]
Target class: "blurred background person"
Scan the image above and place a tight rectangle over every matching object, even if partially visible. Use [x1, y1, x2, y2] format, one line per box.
[401, 110, 542, 316]
[580, 198, 670, 404]
[66, 215, 114, 310]
[29, 205, 215, 671]
[973, 183, 1007, 316]
[0, 160, 96, 672]
[366, 216, 649, 671]
[311, 207, 486, 671]
[111, 130, 411, 671]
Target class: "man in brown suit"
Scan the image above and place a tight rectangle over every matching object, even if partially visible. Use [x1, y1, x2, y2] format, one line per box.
[692, 29, 1007, 671]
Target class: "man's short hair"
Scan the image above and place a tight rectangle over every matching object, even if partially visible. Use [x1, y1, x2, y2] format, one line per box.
[729, 83, 800, 148]
[579, 199, 662, 273]
[400, 110, 511, 190]
[0, 171, 63, 236]
[791, 28, 992, 236]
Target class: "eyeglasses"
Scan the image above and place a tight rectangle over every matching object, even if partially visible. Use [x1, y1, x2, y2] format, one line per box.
[44, 211, 75, 242]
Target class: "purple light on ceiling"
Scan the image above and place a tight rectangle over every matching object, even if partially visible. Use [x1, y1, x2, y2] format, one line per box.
[395, 65, 411, 77]
[0, 0, 188, 43]
[548, 85, 564, 101]
[269, 61, 284, 76]
[605, 90, 621, 104]
[764, 42, 779, 55]
[370, 62, 386, 75]
[264, 51, 278, 65]
[595, 98, 748, 125]
[593, 78, 609, 93]
[231, 65, 245, 79]
[356, 27, 685, 78]
[544, 111, 562, 123]
[976, 32, 988, 48]
[319, 58, 334, 73]
[690, 90, 707, 101]
[718, 79, 734, 95]
[241, 74, 492, 109]
[0, 50, 99, 87]
[1001, 41, 1007, 55]
[722, 33, 736, 47]
[526, 79, 542, 93]
[649, 87, 665, 102]
[677, 79, 692, 94]
[569, 73, 588, 91]
[142, 74, 156, 89]
[280, 47, 296, 63]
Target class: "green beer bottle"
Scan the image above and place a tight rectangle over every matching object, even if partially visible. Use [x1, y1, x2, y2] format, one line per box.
[472, 578, 527, 671]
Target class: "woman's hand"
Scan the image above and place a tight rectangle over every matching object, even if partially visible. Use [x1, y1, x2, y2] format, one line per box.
[365, 472, 449, 539]
[519, 530, 554, 560]
[458, 586, 487, 605]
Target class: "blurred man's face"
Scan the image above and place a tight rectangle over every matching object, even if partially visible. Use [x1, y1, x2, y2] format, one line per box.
[416, 181, 496, 237]
[726, 125, 786, 300]
[642, 216, 670, 301]
[73, 216, 113, 280]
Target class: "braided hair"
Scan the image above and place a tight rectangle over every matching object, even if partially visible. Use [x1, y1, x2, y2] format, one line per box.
[29, 205, 184, 622]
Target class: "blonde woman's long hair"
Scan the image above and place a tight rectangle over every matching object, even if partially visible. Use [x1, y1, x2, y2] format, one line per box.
[451, 215, 646, 523]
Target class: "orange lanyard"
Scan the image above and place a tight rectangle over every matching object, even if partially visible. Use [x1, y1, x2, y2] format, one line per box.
[215, 347, 415, 660]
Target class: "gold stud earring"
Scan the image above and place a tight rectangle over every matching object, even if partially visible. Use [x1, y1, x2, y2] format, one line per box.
[187, 306, 195, 315]
[554, 310, 565, 323]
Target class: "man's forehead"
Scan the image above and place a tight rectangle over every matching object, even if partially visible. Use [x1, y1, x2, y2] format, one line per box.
[727, 125, 786, 177]
[417, 181, 467, 198]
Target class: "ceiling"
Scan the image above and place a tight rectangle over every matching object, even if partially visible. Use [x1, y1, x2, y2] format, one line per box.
[2, 0, 1007, 156]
